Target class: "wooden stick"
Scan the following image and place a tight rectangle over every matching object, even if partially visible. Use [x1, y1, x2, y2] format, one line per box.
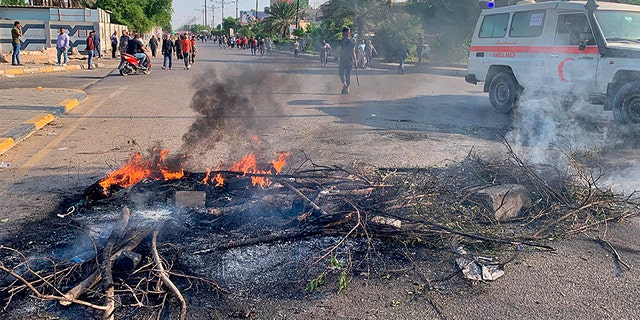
[60, 228, 151, 306]
[279, 180, 330, 215]
[0, 263, 108, 311]
[101, 206, 131, 320]
[151, 228, 187, 320]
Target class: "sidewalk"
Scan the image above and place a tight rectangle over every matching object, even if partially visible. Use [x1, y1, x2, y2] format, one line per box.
[0, 55, 121, 155]
[0, 56, 116, 77]
[0, 88, 87, 155]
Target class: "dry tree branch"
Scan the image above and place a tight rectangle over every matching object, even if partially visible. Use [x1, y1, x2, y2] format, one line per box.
[151, 228, 187, 320]
[312, 204, 364, 266]
[280, 180, 330, 215]
[0, 261, 108, 311]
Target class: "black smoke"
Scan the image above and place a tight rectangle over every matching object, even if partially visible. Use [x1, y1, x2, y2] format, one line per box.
[180, 65, 286, 157]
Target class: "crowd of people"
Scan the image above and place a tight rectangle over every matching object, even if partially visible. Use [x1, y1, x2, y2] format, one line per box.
[108, 30, 199, 70]
[9, 19, 419, 96]
[215, 35, 273, 56]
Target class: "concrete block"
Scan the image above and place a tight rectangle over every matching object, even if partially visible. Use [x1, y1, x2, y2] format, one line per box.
[174, 191, 206, 209]
[476, 184, 531, 221]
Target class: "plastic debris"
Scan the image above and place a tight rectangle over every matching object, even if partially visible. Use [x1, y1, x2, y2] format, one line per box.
[0, 162, 9, 168]
[455, 256, 505, 281]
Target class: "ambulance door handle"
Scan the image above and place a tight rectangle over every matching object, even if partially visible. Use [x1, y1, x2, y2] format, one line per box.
[550, 54, 559, 58]
[578, 56, 594, 60]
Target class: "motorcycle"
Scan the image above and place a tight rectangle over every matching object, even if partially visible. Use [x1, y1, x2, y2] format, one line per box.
[118, 53, 151, 76]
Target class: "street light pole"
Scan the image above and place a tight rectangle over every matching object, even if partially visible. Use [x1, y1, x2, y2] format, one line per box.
[236, 0, 238, 20]
[255, 0, 258, 19]
[295, 0, 300, 30]
[204, 0, 208, 27]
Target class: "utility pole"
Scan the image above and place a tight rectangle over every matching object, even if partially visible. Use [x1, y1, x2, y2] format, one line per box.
[205, 0, 208, 27]
[255, 0, 258, 19]
[295, 0, 300, 30]
[236, 0, 239, 20]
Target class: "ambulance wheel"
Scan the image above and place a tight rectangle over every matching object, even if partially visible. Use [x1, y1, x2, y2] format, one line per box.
[489, 72, 519, 113]
[612, 82, 640, 124]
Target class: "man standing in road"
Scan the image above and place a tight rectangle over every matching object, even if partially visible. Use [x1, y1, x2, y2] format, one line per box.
[118, 30, 130, 55]
[161, 33, 174, 70]
[11, 21, 22, 66]
[338, 27, 357, 94]
[396, 39, 410, 74]
[93, 31, 101, 58]
[56, 28, 69, 66]
[86, 30, 96, 69]
[180, 34, 192, 70]
[149, 34, 158, 57]
[293, 39, 300, 58]
[110, 31, 118, 58]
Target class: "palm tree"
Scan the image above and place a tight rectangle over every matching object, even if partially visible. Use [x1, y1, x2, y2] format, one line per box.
[263, 1, 298, 38]
[320, 0, 392, 37]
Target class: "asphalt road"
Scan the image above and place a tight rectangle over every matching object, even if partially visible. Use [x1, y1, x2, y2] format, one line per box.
[0, 41, 638, 319]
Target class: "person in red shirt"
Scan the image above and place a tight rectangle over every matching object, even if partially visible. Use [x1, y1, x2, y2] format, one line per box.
[180, 34, 192, 69]
[86, 30, 96, 70]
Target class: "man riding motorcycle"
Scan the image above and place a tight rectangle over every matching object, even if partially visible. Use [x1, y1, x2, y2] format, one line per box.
[126, 33, 150, 69]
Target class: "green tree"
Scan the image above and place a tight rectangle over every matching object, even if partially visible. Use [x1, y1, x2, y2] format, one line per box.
[221, 17, 241, 36]
[0, 0, 27, 5]
[89, 0, 172, 33]
[374, 10, 423, 61]
[263, 1, 297, 38]
[190, 24, 210, 34]
[406, 0, 480, 62]
[320, 0, 392, 38]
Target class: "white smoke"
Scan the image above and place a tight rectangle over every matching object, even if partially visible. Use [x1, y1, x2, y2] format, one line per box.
[505, 90, 640, 194]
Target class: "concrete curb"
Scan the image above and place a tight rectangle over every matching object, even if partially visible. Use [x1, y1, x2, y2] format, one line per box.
[0, 63, 105, 76]
[0, 89, 86, 155]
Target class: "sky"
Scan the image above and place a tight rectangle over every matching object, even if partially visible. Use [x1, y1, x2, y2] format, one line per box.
[172, 0, 328, 30]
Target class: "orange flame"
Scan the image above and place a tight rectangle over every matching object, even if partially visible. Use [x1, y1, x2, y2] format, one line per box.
[202, 152, 290, 188]
[99, 148, 184, 194]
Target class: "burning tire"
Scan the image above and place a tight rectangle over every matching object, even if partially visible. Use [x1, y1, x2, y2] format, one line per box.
[612, 82, 640, 124]
[489, 72, 519, 114]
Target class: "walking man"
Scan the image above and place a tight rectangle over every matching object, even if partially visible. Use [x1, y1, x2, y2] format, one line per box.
[161, 33, 174, 70]
[56, 27, 69, 66]
[180, 34, 192, 70]
[118, 30, 130, 55]
[93, 31, 101, 58]
[396, 39, 410, 74]
[110, 31, 118, 58]
[338, 27, 357, 94]
[86, 30, 96, 69]
[320, 40, 331, 66]
[365, 39, 376, 69]
[293, 39, 300, 58]
[11, 21, 22, 66]
[149, 34, 158, 57]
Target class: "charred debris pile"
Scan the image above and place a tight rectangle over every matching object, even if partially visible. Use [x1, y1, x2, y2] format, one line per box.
[1, 141, 638, 319]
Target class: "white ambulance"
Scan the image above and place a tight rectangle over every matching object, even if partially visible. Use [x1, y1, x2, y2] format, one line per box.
[465, 0, 640, 124]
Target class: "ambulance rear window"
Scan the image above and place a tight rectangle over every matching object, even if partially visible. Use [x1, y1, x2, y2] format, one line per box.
[479, 13, 510, 38]
[510, 10, 545, 37]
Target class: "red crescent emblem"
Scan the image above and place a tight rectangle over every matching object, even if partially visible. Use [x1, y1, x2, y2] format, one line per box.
[557, 57, 574, 83]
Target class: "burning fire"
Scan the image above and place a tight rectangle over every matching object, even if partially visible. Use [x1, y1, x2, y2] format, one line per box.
[99, 149, 290, 195]
[99, 148, 184, 195]
[203, 151, 291, 188]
